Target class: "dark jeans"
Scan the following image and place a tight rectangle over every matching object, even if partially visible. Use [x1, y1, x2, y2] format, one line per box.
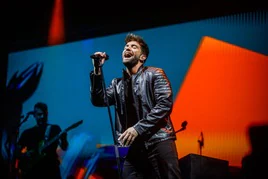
[122, 139, 182, 179]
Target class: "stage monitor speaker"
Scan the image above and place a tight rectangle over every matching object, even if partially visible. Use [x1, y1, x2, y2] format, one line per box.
[179, 153, 229, 179]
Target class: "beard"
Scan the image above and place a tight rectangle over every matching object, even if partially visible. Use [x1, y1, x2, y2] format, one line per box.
[123, 56, 139, 68]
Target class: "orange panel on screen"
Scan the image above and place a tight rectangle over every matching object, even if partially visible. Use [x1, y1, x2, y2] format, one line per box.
[171, 36, 268, 167]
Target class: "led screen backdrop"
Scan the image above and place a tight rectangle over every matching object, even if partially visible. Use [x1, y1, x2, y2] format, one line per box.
[6, 11, 268, 169]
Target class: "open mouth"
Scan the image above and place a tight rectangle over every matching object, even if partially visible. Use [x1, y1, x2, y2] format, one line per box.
[124, 52, 133, 58]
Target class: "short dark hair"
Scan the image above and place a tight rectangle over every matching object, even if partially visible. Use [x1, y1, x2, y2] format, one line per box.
[125, 33, 149, 59]
[34, 102, 48, 114]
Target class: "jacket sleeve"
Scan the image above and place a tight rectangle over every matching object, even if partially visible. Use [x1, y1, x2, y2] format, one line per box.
[133, 68, 173, 136]
[89, 71, 115, 106]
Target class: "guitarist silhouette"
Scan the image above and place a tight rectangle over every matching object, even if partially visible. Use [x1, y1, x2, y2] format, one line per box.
[16, 102, 71, 179]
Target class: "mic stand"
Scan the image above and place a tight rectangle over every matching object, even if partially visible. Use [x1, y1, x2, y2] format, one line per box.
[98, 63, 122, 179]
[198, 140, 203, 156]
[197, 132, 204, 178]
[197, 132, 204, 156]
[175, 121, 188, 134]
[174, 127, 185, 134]
[19, 115, 30, 127]
[9, 114, 30, 178]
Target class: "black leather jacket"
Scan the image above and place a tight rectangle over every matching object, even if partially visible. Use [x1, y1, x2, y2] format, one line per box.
[90, 65, 177, 147]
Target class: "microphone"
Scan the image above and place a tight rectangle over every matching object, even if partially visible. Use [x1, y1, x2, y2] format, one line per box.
[90, 54, 109, 74]
[181, 121, 188, 130]
[20, 111, 34, 125]
[198, 131, 204, 147]
[90, 54, 109, 60]
[175, 120, 188, 134]
[27, 111, 35, 115]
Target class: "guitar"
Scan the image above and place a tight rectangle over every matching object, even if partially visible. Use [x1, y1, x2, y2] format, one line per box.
[18, 119, 83, 176]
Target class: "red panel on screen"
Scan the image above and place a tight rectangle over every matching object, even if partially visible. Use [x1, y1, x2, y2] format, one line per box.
[48, 0, 65, 45]
[171, 36, 268, 167]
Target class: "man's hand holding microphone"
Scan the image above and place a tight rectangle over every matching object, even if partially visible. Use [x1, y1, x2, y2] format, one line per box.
[90, 52, 109, 75]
